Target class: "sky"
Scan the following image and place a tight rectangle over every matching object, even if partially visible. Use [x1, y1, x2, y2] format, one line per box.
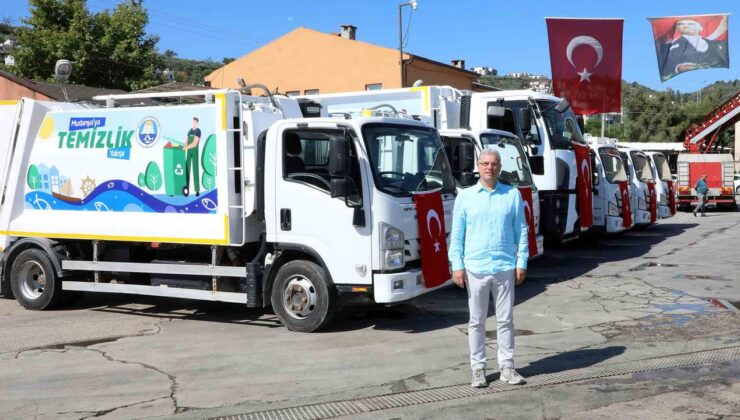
[3, 0, 739, 93]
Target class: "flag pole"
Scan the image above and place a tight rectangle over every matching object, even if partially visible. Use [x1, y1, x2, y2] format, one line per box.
[600, 113, 606, 137]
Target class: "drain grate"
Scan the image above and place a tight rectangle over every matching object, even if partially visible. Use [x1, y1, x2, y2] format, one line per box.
[213, 346, 740, 420]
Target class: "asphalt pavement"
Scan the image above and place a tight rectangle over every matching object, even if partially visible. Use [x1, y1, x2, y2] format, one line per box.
[0, 209, 738, 420]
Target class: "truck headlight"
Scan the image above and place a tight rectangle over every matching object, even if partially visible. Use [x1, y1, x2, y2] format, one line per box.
[380, 223, 405, 270]
[638, 197, 646, 210]
[384, 250, 405, 270]
[608, 202, 620, 216]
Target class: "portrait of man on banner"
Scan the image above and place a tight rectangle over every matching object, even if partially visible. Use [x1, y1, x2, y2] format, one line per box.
[648, 14, 730, 82]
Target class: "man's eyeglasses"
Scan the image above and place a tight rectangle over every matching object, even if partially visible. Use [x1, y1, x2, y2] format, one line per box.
[478, 161, 500, 167]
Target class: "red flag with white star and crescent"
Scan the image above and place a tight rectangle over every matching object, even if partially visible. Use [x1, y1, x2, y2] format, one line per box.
[414, 190, 450, 288]
[546, 18, 623, 115]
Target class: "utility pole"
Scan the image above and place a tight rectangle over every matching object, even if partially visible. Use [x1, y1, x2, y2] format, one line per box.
[398, 1, 418, 88]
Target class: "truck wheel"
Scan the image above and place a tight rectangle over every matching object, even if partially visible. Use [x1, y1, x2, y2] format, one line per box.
[271, 260, 337, 332]
[10, 248, 64, 310]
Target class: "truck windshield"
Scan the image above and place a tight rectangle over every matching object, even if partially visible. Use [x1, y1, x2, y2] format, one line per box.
[537, 100, 585, 150]
[599, 148, 628, 183]
[652, 154, 672, 181]
[630, 151, 654, 183]
[480, 133, 534, 187]
[362, 123, 456, 196]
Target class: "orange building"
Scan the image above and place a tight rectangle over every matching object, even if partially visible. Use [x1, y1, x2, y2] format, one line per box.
[205, 26, 488, 95]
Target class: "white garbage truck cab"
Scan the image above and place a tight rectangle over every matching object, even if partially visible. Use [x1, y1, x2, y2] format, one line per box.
[301, 86, 544, 259]
[586, 135, 632, 233]
[464, 90, 590, 242]
[0, 89, 456, 332]
[646, 151, 675, 219]
[618, 146, 656, 227]
[438, 128, 544, 258]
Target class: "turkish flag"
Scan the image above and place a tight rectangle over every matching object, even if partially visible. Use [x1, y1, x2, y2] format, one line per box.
[648, 182, 657, 223]
[546, 18, 623, 115]
[414, 190, 450, 288]
[618, 181, 632, 227]
[573, 142, 593, 229]
[667, 180, 676, 215]
[517, 186, 538, 258]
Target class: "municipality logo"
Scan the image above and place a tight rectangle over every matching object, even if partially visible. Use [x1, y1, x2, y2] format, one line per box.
[136, 116, 160, 147]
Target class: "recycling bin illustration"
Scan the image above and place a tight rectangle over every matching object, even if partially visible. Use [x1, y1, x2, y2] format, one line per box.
[163, 145, 187, 196]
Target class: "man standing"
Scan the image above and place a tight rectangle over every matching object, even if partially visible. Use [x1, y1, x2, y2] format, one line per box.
[693, 174, 708, 217]
[448, 148, 529, 388]
[183, 117, 201, 197]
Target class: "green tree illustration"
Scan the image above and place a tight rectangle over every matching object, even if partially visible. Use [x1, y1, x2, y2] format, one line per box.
[27, 164, 41, 189]
[202, 173, 215, 190]
[144, 161, 162, 191]
[200, 134, 217, 180]
[137, 173, 146, 188]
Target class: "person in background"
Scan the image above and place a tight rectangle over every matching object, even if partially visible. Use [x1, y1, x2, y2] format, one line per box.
[693, 174, 708, 217]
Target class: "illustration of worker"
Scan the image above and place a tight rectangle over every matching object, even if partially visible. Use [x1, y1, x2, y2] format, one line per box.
[183, 117, 201, 196]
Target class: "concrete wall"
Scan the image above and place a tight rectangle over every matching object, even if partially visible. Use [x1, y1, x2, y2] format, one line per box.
[406, 59, 476, 90]
[0, 77, 52, 101]
[205, 27, 477, 94]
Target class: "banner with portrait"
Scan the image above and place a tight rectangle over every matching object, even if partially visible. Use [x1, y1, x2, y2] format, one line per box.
[648, 14, 730, 82]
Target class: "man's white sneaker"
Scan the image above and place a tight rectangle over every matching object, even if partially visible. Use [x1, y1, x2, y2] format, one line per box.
[499, 367, 525, 385]
[471, 368, 488, 388]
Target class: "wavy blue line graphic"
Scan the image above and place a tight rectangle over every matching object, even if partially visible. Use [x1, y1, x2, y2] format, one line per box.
[25, 180, 218, 214]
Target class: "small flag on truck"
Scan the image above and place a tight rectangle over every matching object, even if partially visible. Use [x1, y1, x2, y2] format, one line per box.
[414, 190, 450, 288]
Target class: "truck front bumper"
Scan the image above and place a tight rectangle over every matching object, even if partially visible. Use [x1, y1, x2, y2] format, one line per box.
[658, 205, 672, 219]
[606, 215, 627, 233]
[373, 268, 452, 304]
[634, 209, 651, 225]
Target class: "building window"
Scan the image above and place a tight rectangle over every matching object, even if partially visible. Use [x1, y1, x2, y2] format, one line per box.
[365, 83, 382, 91]
[304, 89, 319, 95]
[286, 91, 300, 97]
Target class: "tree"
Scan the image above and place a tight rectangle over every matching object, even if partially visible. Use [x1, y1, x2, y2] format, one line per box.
[13, 0, 161, 90]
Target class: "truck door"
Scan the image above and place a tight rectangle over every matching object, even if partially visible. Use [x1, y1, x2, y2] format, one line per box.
[271, 125, 372, 286]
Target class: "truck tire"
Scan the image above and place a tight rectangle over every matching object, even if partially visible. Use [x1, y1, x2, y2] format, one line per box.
[271, 260, 337, 332]
[10, 248, 64, 310]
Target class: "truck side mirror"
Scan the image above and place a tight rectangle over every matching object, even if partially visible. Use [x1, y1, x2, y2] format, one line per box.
[330, 178, 348, 198]
[456, 143, 475, 172]
[329, 137, 350, 176]
[576, 115, 585, 133]
[459, 172, 478, 187]
[555, 99, 570, 113]
[519, 108, 532, 134]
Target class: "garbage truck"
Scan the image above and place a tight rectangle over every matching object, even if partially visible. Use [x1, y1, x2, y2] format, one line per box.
[646, 151, 676, 219]
[300, 86, 544, 258]
[585, 135, 632, 233]
[618, 146, 657, 227]
[462, 90, 592, 242]
[0, 89, 458, 332]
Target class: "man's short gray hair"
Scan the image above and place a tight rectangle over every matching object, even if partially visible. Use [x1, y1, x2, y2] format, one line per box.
[478, 148, 501, 162]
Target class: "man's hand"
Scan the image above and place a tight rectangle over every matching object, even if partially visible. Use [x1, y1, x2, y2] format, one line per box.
[452, 269, 466, 288]
[677, 62, 697, 72]
[515, 268, 526, 285]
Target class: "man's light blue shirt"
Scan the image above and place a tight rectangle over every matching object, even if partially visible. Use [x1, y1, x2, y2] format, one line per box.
[448, 181, 529, 274]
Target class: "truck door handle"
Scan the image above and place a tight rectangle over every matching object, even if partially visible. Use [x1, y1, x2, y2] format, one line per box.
[280, 208, 291, 231]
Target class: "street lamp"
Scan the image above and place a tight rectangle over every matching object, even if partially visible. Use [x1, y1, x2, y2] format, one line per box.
[398, 0, 418, 88]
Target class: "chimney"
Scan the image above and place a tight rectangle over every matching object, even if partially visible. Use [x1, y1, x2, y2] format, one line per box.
[451, 59, 465, 70]
[340, 24, 357, 40]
